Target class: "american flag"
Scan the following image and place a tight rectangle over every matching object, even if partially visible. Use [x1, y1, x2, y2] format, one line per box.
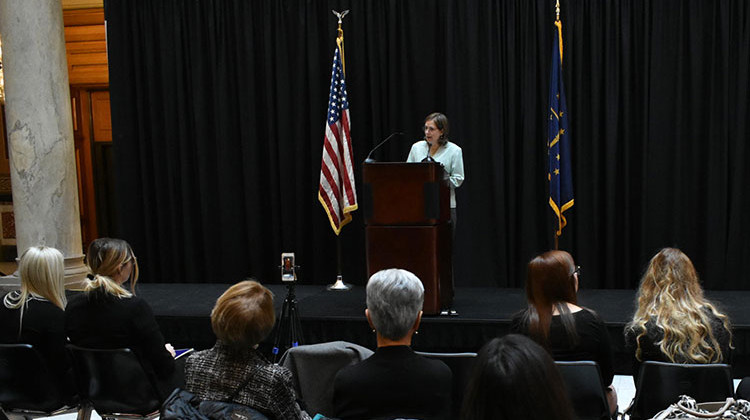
[318, 46, 357, 235]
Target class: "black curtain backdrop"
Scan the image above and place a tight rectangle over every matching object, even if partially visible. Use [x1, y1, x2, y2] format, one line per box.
[104, 0, 750, 289]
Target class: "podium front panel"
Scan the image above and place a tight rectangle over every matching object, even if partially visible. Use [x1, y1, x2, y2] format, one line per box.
[365, 225, 453, 315]
[363, 162, 450, 225]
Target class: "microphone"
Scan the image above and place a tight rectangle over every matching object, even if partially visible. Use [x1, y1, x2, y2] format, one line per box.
[421, 137, 436, 162]
[364, 132, 404, 163]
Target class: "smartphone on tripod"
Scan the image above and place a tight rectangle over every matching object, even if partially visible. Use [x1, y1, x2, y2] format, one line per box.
[272, 252, 303, 361]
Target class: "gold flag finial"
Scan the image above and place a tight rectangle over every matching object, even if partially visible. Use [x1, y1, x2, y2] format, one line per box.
[331, 10, 350, 74]
[332, 10, 349, 37]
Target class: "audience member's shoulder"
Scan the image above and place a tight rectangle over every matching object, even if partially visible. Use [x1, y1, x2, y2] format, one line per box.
[185, 347, 211, 367]
[267, 359, 294, 379]
[64, 290, 87, 307]
[579, 307, 605, 323]
[124, 294, 152, 310]
[703, 305, 729, 319]
[333, 358, 362, 386]
[28, 298, 64, 315]
[418, 353, 452, 376]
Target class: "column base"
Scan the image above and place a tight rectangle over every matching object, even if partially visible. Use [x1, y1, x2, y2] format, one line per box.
[64, 254, 89, 290]
[0, 254, 89, 292]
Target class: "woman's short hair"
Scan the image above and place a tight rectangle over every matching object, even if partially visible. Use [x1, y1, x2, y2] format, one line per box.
[626, 247, 732, 363]
[9, 246, 67, 310]
[522, 250, 578, 344]
[461, 334, 575, 420]
[211, 280, 276, 349]
[425, 112, 450, 146]
[366, 268, 424, 341]
[85, 238, 139, 298]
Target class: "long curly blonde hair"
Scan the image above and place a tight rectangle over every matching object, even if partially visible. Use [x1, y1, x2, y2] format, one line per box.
[626, 248, 731, 363]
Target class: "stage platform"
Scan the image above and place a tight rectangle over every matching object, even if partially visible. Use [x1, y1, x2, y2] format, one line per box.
[138, 283, 750, 377]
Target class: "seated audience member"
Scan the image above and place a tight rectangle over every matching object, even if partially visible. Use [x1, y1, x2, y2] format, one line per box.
[333, 268, 452, 420]
[185, 280, 310, 420]
[65, 238, 178, 399]
[735, 377, 750, 400]
[510, 250, 617, 414]
[624, 247, 732, 378]
[461, 334, 575, 420]
[0, 246, 75, 401]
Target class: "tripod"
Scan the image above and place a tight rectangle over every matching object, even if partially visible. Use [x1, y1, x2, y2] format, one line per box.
[271, 282, 304, 362]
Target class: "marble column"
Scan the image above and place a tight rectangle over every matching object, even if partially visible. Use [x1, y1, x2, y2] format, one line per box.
[0, 0, 88, 288]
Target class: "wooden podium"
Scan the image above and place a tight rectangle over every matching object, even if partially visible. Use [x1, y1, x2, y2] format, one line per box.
[362, 162, 453, 314]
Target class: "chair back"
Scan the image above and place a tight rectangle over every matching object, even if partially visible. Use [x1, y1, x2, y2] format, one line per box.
[555, 361, 610, 420]
[67, 344, 161, 416]
[630, 361, 733, 420]
[0, 343, 71, 414]
[280, 341, 373, 417]
[415, 351, 478, 418]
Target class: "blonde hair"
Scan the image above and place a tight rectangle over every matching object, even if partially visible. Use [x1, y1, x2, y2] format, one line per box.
[626, 248, 732, 363]
[5, 246, 67, 310]
[211, 280, 275, 349]
[84, 238, 139, 298]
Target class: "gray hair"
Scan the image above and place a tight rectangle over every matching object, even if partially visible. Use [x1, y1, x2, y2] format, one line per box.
[366, 268, 424, 340]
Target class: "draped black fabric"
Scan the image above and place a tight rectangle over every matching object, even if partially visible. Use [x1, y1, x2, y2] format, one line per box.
[104, 0, 750, 289]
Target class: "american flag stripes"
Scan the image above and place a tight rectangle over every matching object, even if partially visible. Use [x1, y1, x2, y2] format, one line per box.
[318, 46, 357, 235]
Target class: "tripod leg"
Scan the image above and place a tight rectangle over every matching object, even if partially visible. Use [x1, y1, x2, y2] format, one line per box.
[287, 298, 298, 348]
[290, 300, 304, 346]
[272, 296, 292, 361]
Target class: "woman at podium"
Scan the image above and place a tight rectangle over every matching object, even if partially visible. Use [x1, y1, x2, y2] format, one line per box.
[407, 112, 465, 227]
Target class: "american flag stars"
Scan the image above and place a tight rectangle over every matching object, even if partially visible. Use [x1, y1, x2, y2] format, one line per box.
[326, 49, 349, 125]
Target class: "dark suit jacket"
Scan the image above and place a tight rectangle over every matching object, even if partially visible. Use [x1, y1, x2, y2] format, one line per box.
[64, 290, 175, 392]
[333, 345, 452, 420]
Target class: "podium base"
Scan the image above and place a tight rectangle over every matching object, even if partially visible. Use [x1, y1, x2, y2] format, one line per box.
[327, 276, 351, 291]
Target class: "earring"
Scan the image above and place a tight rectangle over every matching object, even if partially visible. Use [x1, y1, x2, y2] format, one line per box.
[371, 329, 376, 333]
[414, 330, 419, 335]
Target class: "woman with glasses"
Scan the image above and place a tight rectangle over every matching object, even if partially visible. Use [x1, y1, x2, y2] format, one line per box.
[65, 237, 179, 400]
[510, 250, 617, 415]
[407, 112, 465, 228]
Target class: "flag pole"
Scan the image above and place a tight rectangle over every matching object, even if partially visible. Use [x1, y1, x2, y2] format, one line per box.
[327, 9, 352, 292]
[549, 0, 571, 250]
[327, 234, 349, 290]
[554, 0, 560, 251]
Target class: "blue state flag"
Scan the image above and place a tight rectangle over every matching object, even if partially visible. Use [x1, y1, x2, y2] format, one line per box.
[548, 19, 574, 237]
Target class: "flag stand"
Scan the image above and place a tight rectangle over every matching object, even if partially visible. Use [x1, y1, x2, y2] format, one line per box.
[327, 235, 351, 291]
